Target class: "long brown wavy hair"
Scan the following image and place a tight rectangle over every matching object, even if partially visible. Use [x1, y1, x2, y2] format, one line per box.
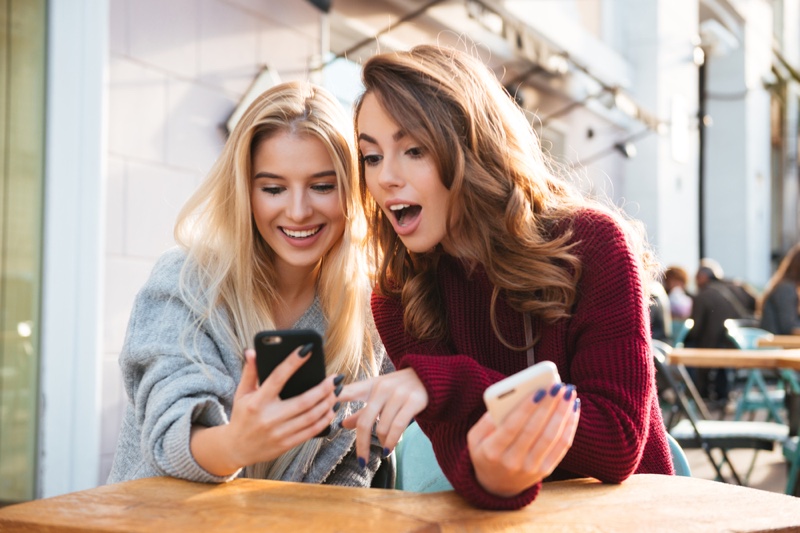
[356, 45, 658, 348]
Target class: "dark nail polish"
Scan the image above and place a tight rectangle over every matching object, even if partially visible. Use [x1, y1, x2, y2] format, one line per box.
[564, 385, 575, 400]
[533, 389, 547, 403]
[332, 419, 342, 431]
[298, 343, 314, 357]
[383, 447, 391, 457]
[574, 398, 581, 412]
[358, 456, 366, 469]
[333, 374, 345, 386]
[334, 384, 343, 397]
[550, 383, 563, 396]
[333, 402, 341, 413]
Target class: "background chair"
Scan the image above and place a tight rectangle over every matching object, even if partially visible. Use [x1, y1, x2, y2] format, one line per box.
[667, 432, 692, 477]
[652, 339, 788, 486]
[722, 320, 786, 423]
[671, 318, 694, 348]
[395, 421, 453, 493]
[725, 319, 800, 422]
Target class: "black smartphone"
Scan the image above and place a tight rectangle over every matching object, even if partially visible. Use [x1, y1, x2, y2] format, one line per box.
[254, 329, 327, 399]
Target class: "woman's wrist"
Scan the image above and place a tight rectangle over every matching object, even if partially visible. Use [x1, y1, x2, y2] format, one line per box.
[190, 423, 243, 477]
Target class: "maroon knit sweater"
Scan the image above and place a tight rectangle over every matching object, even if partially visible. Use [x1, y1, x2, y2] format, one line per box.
[372, 210, 673, 510]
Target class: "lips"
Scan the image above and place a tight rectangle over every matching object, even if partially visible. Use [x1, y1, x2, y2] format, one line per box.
[389, 203, 422, 227]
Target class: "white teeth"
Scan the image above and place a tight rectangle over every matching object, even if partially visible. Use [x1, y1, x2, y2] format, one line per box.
[390, 204, 411, 211]
[282, 227, 320, 238]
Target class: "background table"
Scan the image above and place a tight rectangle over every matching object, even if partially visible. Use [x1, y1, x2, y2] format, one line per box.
[758, 335, 800, 349]
[1, 474, 800, 532]
[667, 347, 800, 370]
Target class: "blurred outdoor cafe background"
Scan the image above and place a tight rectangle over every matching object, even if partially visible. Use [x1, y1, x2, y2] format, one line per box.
[2, 0, 800, 504]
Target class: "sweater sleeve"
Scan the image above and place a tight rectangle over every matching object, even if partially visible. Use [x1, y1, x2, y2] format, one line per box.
[554, 212, 654, 483]
[121, 251, 240, 483]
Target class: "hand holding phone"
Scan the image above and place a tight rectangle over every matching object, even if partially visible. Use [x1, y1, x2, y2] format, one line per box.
[483, 361, 561, 424]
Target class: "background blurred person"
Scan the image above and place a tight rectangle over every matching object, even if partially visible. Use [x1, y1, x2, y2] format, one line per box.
[760, 243, 800, 335]
[663, 265, 693, 321]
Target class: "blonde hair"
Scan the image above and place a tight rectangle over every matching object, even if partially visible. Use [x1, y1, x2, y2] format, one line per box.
[356, 45, 658, 348]
[174, 81, 375, 479]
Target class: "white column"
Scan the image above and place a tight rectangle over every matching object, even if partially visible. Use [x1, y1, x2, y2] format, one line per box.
[40, 0, 108, 497]
[704, 1, 772, 284]
[620, 0, 700, 271]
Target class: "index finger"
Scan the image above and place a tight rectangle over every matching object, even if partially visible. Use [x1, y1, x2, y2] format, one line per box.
[336, 379, 374, 403]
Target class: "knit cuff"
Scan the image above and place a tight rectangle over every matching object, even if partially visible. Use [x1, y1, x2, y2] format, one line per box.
[160, 399, 240, 483]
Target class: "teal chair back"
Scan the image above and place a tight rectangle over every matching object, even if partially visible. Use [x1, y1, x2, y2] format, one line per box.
[395, 421, 453, 492]
[667, 432, 692, 477]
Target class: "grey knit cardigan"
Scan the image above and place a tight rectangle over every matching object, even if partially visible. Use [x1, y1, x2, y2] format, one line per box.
[107, 247, 387, 486]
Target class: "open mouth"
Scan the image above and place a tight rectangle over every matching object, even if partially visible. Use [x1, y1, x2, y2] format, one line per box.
[281, 225, 322, 239]
[389, 204, 422, 227]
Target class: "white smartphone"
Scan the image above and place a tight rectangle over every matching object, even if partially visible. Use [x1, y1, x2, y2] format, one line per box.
[483, 361, 561, 424]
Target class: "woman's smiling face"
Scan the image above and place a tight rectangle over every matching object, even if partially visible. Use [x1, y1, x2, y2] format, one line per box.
[250, 130, 345, 274]
[357, 93, 452, 254]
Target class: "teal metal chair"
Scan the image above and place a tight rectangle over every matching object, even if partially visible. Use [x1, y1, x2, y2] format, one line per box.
[667, 432, 692, 477]
[723, 320, 797, 424]
[785, 436, 800, 496]
[395, 421, 453, 493]
[652, 339, 788, 486]
[672, 318, 694, 348]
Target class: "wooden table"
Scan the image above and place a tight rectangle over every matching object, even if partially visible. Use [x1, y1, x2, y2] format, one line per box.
[1, 474, 800, 532]
[758, 335, 800, 349]
[667, 347, 800, 370]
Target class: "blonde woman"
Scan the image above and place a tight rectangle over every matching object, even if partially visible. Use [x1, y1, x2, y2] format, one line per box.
[108, 82, 387, 486]
[340, 45, 672, 509]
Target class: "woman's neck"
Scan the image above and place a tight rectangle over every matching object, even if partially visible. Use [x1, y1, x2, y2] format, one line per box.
[273, 263, 319, 329]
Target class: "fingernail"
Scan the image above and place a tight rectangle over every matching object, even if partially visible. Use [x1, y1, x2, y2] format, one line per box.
[574, 398, 581, 412]
[549, 383, 563, 396]
[533, 389, 547, 403]
[334, 384, 343, 397]
[358, 456, 366, 469]
[564, 385, 575, 400]
[333, 402, 341, 413]
[382, 447, 391, 457]
[333, 374, 345, 386]
[332, 419, 342, 430]
[299, 343, 314, 357]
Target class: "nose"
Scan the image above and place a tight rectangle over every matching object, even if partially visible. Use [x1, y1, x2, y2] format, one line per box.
[286, 190, 313, 221]
[376, 156, 404, 190]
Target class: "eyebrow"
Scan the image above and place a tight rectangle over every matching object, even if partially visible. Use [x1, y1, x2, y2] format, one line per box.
[357, 130, 407, 144]
[252, 170, 336, 180]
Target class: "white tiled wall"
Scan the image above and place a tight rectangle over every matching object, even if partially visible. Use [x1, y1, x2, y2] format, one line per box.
[101, 0, 323, 484]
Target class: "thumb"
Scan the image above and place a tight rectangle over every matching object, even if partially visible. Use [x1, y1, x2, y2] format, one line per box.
[236, 349, 259, 400]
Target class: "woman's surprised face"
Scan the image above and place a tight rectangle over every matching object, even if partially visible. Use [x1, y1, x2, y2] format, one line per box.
[251, 131, 345, 273]
[357, 93, 451, 254]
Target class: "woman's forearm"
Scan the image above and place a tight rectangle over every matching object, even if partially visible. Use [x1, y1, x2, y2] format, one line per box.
[189, 424, 242, 477]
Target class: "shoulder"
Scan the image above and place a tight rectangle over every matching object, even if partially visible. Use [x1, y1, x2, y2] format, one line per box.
[568, 208, 628, 244]
[553, 208, 633, 265]
[143, 247, 190, 292]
